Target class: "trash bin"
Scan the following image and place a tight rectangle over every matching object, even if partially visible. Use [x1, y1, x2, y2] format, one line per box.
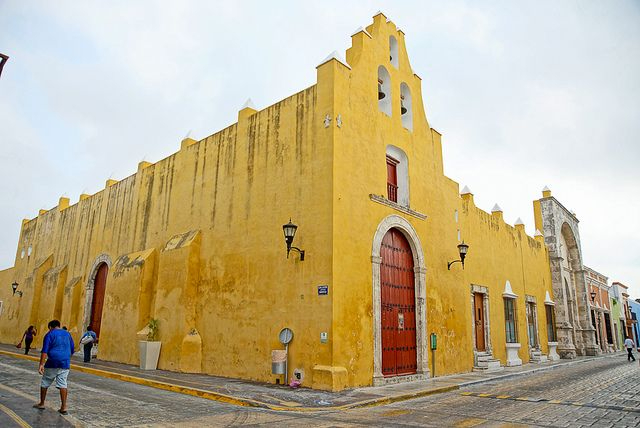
[271, 350, 286, 374]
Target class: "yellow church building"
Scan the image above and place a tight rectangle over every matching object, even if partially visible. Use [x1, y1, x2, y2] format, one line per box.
[1, 14, 568, 391]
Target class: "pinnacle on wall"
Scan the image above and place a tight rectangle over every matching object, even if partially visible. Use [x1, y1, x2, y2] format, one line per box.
[241, 98, 256, 110]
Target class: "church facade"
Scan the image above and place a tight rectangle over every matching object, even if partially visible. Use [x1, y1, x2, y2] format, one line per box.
[1, 14, 586, 391]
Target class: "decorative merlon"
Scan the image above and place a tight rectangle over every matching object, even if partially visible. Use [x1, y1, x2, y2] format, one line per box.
[317, 51, 351, 69]
[542, 186, 552, 198]
[79, 194, 90, 201]
[544, 291, 555, 306]
[138, 161, 153, 170]
[460, 185, 473, 195]
[351, 27, 372, 38]
[503, 280, 517, 299]
[181, 138, 198, 149]
[534, 229, 543, 237]
[105, 179, 118, 188]
[514, 217, 524, 226]
[491, 203, 502, 213]
[58, 197, 70, 211]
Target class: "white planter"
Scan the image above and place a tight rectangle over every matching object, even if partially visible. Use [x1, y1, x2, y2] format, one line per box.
[139, 341, 161, 370]
[547, 342, 560, 361]
[505, 342, 522, 366]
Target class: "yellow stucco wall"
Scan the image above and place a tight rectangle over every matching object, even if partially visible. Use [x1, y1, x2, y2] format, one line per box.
[0, 13, 555, 391]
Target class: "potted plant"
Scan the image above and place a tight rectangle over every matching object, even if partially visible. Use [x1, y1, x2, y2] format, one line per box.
[138, 318, 161, 370]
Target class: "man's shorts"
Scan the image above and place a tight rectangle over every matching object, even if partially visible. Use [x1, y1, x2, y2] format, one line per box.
[40, 368, 69, 389]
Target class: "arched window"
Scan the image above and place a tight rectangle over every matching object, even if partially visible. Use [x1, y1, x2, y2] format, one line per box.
[386, 145, 409, 206]
[378, 66, 392, 116]
[400, 83, 413, 131]
[389, 36, 399, 68]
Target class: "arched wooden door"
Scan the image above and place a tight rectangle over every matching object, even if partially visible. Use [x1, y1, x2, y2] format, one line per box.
[380, 228, 417, 377]
[90, 263, 108, 338]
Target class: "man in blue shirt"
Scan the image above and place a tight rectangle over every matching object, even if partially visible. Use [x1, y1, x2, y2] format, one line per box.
[33, 319, 75, 415]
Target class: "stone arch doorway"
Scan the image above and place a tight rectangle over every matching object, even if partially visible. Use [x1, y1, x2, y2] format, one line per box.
[372, 215, 428, 385]
[84, 254, 112, 339]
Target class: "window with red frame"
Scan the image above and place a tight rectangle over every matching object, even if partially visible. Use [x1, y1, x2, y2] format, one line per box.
[386, 155, 399, 202]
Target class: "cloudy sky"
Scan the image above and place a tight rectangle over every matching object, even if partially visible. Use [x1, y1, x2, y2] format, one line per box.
[1, 1, 639, 297]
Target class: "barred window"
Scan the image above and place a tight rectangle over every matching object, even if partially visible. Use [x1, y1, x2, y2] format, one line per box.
[504, 298, 518, 343]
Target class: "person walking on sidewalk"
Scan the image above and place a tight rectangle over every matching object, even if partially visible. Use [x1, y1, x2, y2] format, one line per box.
[80, 326, 97, 363]
[19, 325, 37, 355]
[624, 336, 636, 362]
[33, 319, 75, 415]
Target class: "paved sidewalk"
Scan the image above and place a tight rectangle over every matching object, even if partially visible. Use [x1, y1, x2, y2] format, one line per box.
[0, 343, 624, 412]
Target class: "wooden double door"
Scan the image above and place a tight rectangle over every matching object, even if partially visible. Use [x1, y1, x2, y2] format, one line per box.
[89, 263, 109, 338]
[380, 228, 417, 377]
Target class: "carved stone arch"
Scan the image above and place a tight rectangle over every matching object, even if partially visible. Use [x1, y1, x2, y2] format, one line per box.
[371, 214, 428, 385]
[560, 222, 582, 271]
[83, 253, 113, 332]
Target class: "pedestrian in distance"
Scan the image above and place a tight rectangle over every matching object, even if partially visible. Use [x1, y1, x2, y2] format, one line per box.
[33, 319, 74, 415]
[80, 326, 97, 363]
[623, 336, 636, 362]
[18, 325, 37, 355]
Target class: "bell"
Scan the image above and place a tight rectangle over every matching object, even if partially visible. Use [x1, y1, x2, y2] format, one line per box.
[378, 81, 385, 100]
[400, 96, 407, 115]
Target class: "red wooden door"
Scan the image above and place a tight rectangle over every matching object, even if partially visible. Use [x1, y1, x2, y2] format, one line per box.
[474, 293, 485, 351]
[386, 156, 398, 202]
[380, 228, 416, 377]
[90, 263, 108, 338]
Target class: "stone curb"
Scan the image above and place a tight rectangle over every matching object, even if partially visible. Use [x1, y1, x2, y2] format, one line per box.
[0, 350, 265, 410]
[0, 349, 459, 412]
[457, 352, 624, 388]
[0, 349, 623, 412]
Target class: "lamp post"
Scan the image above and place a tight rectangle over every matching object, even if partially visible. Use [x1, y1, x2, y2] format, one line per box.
[282, 219, 305, 261]
[0, 53, 8, 79]
[447, 242, 469, 270]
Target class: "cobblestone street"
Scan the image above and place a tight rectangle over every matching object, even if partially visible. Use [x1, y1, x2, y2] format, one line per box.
[0, 353, 638, 427]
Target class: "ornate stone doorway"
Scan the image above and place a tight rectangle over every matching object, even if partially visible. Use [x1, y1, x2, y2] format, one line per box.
[371, 215, 427, 385]
[83, 254, 112, 340]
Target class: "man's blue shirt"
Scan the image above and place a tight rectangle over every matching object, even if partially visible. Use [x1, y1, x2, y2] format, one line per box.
[41, 328, 75, 369]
